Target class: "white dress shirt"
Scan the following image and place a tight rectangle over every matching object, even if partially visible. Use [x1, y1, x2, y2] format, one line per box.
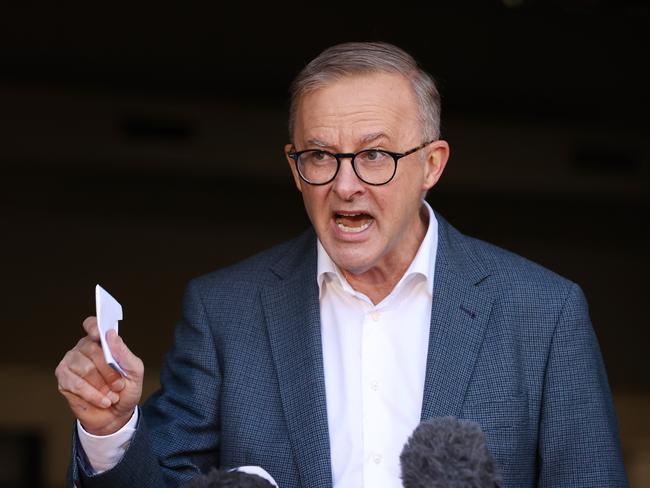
[318, 201, 437, 488]
[79, 202, 438, 488]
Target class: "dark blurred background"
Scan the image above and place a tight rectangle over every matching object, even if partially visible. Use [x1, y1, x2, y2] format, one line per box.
[1, 1, 648, 486]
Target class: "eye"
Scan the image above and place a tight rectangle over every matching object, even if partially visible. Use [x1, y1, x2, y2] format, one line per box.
[301, 150, 334, 166]
[365, 150, 380, 161]
[357, 150, 389, 164]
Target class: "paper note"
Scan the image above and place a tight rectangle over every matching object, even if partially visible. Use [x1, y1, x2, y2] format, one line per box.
[95, 284, 127, 377]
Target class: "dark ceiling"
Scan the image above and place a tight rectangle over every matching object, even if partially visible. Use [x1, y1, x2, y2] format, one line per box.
[1, 1, 648, 125]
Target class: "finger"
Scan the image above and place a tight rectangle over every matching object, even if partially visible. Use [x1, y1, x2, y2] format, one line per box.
[65, 349, 118, 398]
[56, 363, 117, 408]
[58, 388, 95, 414]
[66, 349, 108, 387]
[106, 330, 144, 379]
[57, 388, 120, 420]
[76, 338, 123, 389]
[82, 316, 100, 342]
[81, 363, 124, 396]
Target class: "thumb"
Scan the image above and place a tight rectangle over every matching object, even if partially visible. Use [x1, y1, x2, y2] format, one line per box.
[106, 330, 144, 380]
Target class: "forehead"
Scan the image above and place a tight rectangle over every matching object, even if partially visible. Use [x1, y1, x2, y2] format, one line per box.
[294, 72, 420, 145]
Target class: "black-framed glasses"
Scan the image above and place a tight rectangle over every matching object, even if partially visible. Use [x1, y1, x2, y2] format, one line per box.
[287, 140, 435, 186]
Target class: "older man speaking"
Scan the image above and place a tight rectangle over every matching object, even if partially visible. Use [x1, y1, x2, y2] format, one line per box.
[55, 42, 627, 487]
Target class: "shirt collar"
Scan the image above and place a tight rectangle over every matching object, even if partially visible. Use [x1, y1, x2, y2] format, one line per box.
[317, 200, 438, 299]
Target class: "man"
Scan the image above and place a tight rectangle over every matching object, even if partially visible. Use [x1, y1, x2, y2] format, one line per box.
[55, 42, 628, 487]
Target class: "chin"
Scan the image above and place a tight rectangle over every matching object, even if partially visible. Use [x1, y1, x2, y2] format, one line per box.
[329, 248, 377, 275]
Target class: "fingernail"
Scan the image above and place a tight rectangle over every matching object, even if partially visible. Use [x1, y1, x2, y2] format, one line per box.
[112, 379, 125, 391]
[101, 397, 111, 407]
[108, 392, 120, 404]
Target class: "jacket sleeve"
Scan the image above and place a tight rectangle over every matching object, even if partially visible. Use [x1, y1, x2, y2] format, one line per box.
[68, 278, 223, 487]
[537, 283, 628, 487]
[68, 410, 164, 487]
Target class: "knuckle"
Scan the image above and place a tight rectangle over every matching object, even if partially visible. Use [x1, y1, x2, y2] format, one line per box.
[65, 349, 82, 366]
[54, 361, 66, 378]
[61, 349, 75, 363]
[54, 364, 68, 383]
[78, 341, 96, 359]
[79, 362, 94, 378]
[71, 375, 86, 392]
[75, 337, 87, 350]
[87, 341, 101, 356]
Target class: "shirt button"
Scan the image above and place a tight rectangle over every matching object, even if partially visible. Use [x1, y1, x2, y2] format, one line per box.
[370, 311, 381, 322]
[370, 380, 379, 391]
[373, 454, 382, 464]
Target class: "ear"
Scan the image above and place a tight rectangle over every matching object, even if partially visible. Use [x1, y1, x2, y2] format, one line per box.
[285, 143, 303, 193]
[422, 140, 450, 191]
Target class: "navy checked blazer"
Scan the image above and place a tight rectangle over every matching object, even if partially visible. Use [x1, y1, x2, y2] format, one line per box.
[69, 213, 628, 487]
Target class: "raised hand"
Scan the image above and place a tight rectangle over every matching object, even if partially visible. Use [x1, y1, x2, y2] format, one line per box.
[55, 316, 144, 435]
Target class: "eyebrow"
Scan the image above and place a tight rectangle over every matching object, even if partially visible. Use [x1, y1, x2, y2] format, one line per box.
[359, 132, 389, 146]
[306, 139, 331, 148]
[306, 132, 389, 150]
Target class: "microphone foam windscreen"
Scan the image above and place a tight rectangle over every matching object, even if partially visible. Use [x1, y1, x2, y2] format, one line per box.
[400, 416, 502, 488]
[184, 468, 275, 488]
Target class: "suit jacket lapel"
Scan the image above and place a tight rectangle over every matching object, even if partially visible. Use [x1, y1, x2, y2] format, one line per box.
[421, 215, 495, 421]
[261, 232, 332, 488]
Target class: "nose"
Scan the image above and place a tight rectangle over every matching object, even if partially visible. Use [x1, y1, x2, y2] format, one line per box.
[331, 157, 365, 201]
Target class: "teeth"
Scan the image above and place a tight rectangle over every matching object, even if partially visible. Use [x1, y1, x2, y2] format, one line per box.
[337, 221, 371, 233]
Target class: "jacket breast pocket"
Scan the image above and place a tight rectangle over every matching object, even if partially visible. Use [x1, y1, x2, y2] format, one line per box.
[461, 394, 529, 430]
[460, 394, 537, 483]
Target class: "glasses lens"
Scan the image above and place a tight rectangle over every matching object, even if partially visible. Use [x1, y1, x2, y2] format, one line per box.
[354, 150, 395, 184]
[297, 150, 338, 184]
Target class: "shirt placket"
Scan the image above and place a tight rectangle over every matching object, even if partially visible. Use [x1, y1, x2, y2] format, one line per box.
[361, 306, 391, 487]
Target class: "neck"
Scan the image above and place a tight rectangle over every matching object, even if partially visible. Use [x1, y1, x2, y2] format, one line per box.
[342, 205, 429, 304]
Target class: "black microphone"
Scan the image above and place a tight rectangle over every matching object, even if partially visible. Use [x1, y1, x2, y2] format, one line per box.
[184, 468, 275, 488]
[400, 416, 502, 488]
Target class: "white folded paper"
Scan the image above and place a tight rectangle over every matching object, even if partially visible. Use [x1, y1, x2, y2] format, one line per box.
[95, 284, 127, 377]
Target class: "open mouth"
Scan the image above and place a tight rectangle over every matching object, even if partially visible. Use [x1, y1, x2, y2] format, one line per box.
[334, 212, 374, 233]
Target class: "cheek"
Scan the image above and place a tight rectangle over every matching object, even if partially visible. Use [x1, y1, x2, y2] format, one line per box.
[372, 185, 408, 217]
[301, 188, 329, 223]
[374, 183, 420, 227]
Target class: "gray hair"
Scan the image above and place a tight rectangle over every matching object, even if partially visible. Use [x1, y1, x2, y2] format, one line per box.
[288, 42, 441, 142]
